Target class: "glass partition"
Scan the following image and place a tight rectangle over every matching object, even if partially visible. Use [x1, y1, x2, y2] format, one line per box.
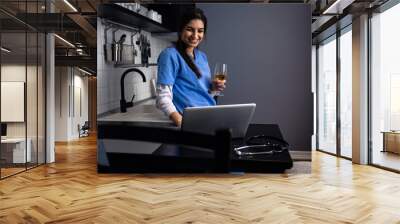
[0, 1, 46, 179]
[27, 31, 38, 169]
[0, 15, 28, 177]
[339, 28, 352, 158]
[370, 3, 400, 171]
[317, 35, 337, 154]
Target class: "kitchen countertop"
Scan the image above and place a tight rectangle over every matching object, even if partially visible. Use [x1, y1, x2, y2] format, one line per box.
[98, 98, 174, 126]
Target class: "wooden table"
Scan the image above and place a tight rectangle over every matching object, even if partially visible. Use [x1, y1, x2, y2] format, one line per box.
[382, 131, 400, 154]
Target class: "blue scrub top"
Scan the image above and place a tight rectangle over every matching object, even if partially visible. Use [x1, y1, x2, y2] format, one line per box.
[157, 47, 216, 114]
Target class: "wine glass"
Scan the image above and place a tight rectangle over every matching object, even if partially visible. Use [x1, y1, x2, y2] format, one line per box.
[213, 63, 227, 96]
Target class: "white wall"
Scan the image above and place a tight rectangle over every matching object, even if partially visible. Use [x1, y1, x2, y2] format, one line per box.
[97, 18, 171, 115]
[1, 65, 38, 138]
[1, 64, 46, 163]
[55, 67, 69, 141]
[1, 65, 26, 81]
[55, 67, 89, 141]
[72, 73, 89, 138]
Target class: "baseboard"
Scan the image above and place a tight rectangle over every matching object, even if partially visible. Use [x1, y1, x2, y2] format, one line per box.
[289, 150, 311, 161]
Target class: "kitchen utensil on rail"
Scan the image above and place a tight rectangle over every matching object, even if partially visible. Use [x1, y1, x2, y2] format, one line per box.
[117, 34, 126, 44]
[111, 34, 127, 62]
[136, 34, 151, 66]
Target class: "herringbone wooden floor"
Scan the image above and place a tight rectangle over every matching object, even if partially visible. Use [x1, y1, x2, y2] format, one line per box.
[1, 135, 400, 224]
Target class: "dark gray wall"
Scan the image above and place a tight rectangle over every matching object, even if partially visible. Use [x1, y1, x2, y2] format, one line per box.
[198, 4, 312, 151]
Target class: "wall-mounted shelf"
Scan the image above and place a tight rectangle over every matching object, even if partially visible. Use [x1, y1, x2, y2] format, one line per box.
[98, 4, 171, 33]
[114, 63, 157, 68]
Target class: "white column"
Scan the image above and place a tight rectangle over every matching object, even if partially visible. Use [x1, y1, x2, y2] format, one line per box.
[352, 14, 369, 164]
[46, 32, 55, 163]
[312, 45, 317, 150]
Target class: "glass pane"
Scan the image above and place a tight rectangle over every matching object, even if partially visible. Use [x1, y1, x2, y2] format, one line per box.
[38, 33, 45, 165]
[0, 1, 46, 178]
[371, 3, 400, 171]
[27, 31, 38, 169]
[340, 29, 352, 158]
[318, 37, 337, 154]
[1, 31, 27, 177]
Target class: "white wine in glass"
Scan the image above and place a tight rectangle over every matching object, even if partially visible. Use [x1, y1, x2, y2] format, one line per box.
[213, 63, 227, 96]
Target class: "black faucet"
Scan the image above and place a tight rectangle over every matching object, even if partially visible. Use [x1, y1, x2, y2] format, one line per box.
[120, 68, 146, 113]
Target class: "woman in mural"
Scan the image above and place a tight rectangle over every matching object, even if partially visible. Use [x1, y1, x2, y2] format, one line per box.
[156, 8, 226, 127]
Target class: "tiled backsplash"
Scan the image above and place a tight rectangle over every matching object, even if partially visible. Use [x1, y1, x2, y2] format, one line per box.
[97, 18, 172, 115]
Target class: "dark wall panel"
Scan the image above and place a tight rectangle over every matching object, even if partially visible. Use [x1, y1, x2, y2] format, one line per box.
[198, 4, 312, 151]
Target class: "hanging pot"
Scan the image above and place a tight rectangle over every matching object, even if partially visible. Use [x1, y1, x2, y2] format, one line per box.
[111, 43, 123, 62]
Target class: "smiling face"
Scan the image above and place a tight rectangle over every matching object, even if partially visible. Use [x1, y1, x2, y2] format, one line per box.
[179, 19, 205, 51]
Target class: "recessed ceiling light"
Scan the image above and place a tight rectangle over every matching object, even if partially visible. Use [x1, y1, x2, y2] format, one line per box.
[1, 47, 11, 53]
[322, 0, 355, 15]
[78, 67, 93, 76]
[63, 0, 78, 12]
[54, 34, 75, 48]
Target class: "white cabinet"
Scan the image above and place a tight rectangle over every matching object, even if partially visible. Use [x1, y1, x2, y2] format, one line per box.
[1, 138, 32, 163]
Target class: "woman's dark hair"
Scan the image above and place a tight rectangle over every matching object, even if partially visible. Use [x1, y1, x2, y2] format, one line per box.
[175, 8, 207, 79]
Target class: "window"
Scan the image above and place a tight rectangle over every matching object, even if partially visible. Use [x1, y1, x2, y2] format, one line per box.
[339, 28, 352, 158]
[317, 36, 337, 154]
[316, 25, 353, 159]
[370, 2, 400, 171]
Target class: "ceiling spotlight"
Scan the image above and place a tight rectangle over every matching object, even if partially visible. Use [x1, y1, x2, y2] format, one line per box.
[63, 0, 78, 12]
[54, 34, 75, 48]
[322, 0, 355, 15]
[1, 47, 11, 53]
[78, 67, 93, 76]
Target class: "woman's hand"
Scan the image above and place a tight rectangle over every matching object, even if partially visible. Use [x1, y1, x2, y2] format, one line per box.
[212, 79, 226, 92]
[169, 111, 183, 127]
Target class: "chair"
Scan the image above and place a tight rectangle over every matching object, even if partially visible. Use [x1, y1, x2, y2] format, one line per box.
[79, 121, 90, 138]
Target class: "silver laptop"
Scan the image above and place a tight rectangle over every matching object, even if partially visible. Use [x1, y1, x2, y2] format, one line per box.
[181, 103, 256, 138]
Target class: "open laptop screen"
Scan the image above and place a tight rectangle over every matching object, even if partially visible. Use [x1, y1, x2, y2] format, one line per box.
[181, 103, 256, 138]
